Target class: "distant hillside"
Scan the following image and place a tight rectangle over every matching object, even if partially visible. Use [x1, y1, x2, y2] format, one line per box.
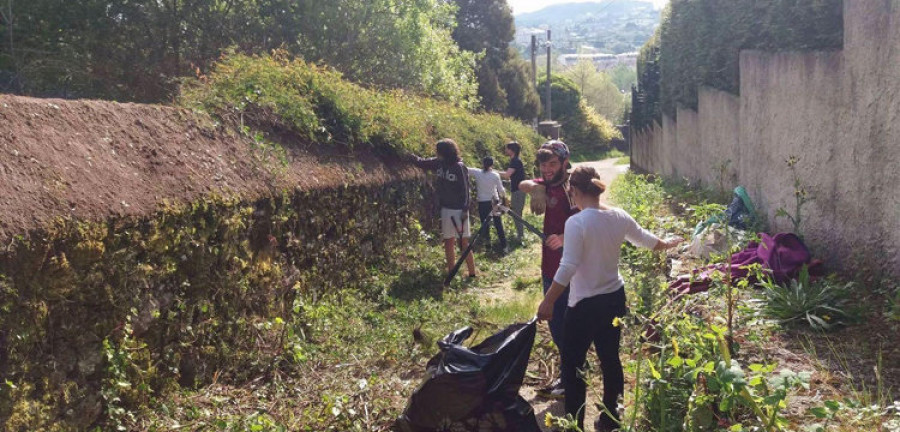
[514, 1, 660, 55]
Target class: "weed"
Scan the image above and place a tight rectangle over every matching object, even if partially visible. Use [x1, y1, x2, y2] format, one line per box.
[754, 266, 852, 330]
[775, 156, 812, 238]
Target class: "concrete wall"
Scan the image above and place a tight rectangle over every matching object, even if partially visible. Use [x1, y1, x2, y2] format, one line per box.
[630, 0, 900, 278]
[698, 88, 740, 189]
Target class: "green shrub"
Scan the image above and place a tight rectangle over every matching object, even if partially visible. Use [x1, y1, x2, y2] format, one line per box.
[179, 51, 542, 163]
[634, 0, 843, 129]
[756, 266, 852, 331]
[537, 74, 622, 155]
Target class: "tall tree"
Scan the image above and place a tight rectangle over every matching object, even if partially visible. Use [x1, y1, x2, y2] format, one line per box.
[452, 0, 540, 120]
[0, 0, 480, 106]
[538, 74, 620, 153]
[562, 58, 628, 123]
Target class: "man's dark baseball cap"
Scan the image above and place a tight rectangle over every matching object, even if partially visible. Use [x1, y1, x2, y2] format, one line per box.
[540, 140, 570, 160]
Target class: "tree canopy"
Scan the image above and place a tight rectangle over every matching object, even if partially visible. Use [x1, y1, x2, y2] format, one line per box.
[0, 0, 479, 106]
[452, 0, 540, 121]
[562, 59, 629, 123]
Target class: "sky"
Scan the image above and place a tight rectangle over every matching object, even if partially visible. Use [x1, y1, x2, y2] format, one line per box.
[508, 0, 669, 15]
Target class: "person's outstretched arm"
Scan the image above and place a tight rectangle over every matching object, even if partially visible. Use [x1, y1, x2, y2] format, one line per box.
[493, 173, 506, 201]
[411, 155, 439, 170]
[623, 211, 683, 251]
[653, 237, 683, 251]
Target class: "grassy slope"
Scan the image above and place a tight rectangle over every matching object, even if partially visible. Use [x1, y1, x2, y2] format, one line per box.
[179, 51, 544, 164]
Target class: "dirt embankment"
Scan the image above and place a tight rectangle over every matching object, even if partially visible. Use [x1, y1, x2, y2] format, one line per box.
[0, 95, 419, 241]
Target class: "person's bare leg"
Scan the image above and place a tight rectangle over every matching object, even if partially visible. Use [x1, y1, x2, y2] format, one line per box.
[460, 238, 476, 276]
[444, 239, 456, 274]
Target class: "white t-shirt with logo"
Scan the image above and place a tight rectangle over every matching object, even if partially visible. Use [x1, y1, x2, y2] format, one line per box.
[553, 207, 660, 307]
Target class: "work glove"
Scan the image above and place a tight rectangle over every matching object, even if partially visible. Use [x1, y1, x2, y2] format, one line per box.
[529, 184, 546, 215]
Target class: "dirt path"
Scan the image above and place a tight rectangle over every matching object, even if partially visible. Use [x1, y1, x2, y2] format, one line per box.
[574, 157, 629, 204]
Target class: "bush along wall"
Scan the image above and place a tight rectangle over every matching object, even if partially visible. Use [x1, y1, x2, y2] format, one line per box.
[633, 0, 843, 130]
[0, 180, 424, 431]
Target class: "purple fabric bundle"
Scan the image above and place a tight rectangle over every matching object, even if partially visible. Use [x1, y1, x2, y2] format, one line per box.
[669, 233, 822, 294]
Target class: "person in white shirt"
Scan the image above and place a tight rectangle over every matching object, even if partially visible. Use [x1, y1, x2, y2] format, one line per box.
[536, 166, 682, 431]
[467, 157, 508, 253]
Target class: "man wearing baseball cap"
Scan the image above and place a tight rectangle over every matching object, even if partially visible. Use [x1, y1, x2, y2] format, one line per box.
[518, 139, 577, 399]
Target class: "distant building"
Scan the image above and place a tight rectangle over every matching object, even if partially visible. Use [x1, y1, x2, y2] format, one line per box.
[514, 28, 548, 48]
[558, 52, 639, 70]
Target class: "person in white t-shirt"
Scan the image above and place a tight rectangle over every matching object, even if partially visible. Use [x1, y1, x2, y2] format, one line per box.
[467, 157, 508, 253]
[536, 166, 682, 431]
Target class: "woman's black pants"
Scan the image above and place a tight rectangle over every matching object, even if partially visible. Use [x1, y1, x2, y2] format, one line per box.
[562, 287, 626, 429]
[477, 200, 506, 249]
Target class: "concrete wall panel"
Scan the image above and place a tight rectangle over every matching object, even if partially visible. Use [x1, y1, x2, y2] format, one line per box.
[628, 0, 899, 277]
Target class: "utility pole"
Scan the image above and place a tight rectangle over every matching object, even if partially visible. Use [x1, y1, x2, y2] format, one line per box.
[531, 34, 538, 129]
[531, 35, 537, 92]
[545, 29, 552, 121]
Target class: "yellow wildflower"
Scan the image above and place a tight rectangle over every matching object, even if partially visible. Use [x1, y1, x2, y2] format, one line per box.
[823, 315, 831, 321]
[612, 317, 622, 328]
[545, 413, 554, 427]
[672, 338, 680, 357]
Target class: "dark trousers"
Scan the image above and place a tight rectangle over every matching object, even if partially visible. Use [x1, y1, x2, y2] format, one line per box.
[477, 201, 506, 249]
[542, 276, 569, 354]
[562, 287, 626, 429]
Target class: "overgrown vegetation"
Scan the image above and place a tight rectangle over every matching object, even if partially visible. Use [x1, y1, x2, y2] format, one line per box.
[179, 51, 543, 163]
[543, 173, 897, 432]
[537, 74, 622, 155]
[0, 182, 428, 430]
[755, 267, 852, 331]
[0, 49, 548, 430]
[0, 0, 479, 105]
[633, 0, 843, 129]
[452, 0, 541, 121]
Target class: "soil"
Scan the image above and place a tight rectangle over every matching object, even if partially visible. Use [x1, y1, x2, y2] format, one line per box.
[0, 95, 419, 243]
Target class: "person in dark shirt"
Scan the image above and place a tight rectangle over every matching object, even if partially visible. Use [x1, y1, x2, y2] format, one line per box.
[413, 138, 476, 278]
[500, 141, 527, 242]
[518, 140, 578, 399]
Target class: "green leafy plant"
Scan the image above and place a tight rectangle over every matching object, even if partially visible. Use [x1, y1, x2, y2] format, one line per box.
[757, 266, 851, 330]
[887, 288, 900, 324]
[544, 412, 584, 432]
[774, 156, 812, 238]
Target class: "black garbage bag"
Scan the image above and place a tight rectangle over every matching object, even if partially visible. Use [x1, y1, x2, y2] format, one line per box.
[395, 320, 540, 432]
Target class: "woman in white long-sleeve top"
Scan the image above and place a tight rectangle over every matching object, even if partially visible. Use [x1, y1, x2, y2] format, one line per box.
[537, 166, 682, 431]
[467, 156, 507, 253]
